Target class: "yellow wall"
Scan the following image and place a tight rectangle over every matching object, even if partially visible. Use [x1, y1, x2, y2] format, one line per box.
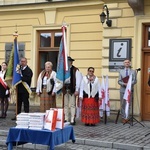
[0, 0, 149, 118]
[100, 2, 135, 112]
[102, 0, 150, 117]
[0, 9, 45, 65]
[56, 5, 103, 77]
[0, 0, 104, 105]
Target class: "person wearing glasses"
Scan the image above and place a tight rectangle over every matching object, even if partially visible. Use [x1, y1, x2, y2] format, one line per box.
[118, 59, 137, 123]
[79, 67, 101, 126]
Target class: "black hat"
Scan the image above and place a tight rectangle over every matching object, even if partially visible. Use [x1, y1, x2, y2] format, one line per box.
[68, 56, 75, 61]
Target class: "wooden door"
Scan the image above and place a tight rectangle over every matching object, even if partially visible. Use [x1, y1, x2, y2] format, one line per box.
[142, 52, 150, 120]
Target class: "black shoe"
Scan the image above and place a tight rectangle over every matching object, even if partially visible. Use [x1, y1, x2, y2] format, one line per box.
[4, 113, 7, 117]
[0, 114, 6, 119]
[85, 123, 89, 126]
[0, 116, 4, 119]
[64, 120, 67, 123]
[2, 116, 6, 119]
[11, 117, 16, 121]
[70, 122, 76, 125]
[91, 124, 95, 126]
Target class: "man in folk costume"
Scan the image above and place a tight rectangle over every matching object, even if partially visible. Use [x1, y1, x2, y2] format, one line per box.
[36, 61, 56, 112]
[118, 59, 137, 123]
[63, 56, 82, 125]
[79, 67, 101, 126]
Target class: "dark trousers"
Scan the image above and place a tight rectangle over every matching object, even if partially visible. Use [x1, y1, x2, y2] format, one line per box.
[17, 92, 29, 114]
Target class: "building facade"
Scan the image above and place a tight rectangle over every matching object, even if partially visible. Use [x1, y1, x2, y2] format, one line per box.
[0, 0, 150, 121]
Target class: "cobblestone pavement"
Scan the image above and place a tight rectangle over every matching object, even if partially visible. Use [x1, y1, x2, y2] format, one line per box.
[1, 105, 150, 150]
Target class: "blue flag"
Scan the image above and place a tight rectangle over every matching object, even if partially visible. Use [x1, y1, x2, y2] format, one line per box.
[56, 27, 70, 93]
[12, 38, 21, 86]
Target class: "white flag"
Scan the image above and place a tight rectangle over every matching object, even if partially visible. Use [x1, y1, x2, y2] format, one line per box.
[76, 96, 82, 118]
[105, 75, 110, 116]
[123, 74, 132, 119]
[99, 76, 105, 117]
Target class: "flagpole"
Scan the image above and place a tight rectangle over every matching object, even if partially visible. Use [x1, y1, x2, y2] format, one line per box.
[123, 72, 144, 127]
[104, 106, 107, 124]
[104, 75, 110, 124]
[13, 30, 19, 118]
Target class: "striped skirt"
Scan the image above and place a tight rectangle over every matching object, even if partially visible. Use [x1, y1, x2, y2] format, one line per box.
[81, 97, 100, 124]
[40, 88, 56, 112]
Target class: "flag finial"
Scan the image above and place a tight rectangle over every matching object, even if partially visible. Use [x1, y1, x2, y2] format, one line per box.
[13, 30, 18, 38]
[13, 25, 18, 38]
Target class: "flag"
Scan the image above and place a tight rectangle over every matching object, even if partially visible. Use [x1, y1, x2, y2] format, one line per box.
[13, 38, 22, 86]
[55, 26, 70, 93]
[5, 37, 22, 88]
[5, 44, 14, 88]
[123, 74, 132, 119]
[99, 76, 105, 117]
[13, 37, 31, 94]
[105, 75, 110, 116]
[76, 96, 82, 118]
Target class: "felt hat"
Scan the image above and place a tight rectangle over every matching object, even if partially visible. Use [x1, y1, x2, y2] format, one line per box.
[68, 56, 75, 61]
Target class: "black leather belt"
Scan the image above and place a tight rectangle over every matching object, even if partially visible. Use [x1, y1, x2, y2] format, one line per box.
[64, 84, 71, 90]
[42, 85, 47, 89]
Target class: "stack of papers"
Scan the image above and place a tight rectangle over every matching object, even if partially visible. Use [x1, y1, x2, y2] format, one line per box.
[16, 113, 29, 128]
[64, 122, 70, 127]
[28, 113, 45, 130]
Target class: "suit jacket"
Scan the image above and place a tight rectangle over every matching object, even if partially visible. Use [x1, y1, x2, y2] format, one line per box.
[118, 68, 137, 93]
[18, 66, 33, 94]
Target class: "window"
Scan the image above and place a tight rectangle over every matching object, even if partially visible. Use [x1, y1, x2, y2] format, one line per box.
[5, 43, 25, 63]
[38, 30, 62, 73]
[143, 25, 150, 48]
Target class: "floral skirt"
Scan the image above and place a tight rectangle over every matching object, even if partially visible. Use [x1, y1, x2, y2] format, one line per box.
[81, 97, 100, 124]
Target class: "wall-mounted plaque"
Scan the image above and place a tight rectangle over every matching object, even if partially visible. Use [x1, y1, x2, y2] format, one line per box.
[109, 39, 132, 72]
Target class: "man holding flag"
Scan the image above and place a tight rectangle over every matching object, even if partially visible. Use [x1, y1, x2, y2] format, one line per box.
[118, 59, 137, 123]
[17, 58, 33, 113]
[5, 33, 33, 120]
[11, 57, 33, 120]
[55, 26, 82, 125]
[63, 56, 82, 125]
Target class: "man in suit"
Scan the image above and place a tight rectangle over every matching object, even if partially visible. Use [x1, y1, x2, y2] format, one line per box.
[118, 59, 137, 123]
[12, 57, 33, 120]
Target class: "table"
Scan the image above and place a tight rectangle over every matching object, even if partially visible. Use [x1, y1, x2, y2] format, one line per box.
[6, 125, 75, 150]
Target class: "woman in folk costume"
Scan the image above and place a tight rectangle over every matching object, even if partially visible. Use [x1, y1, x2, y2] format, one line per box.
[0, 62, 9, 118]
[79, 67, 101, 126]
[36, 61, 56, 112]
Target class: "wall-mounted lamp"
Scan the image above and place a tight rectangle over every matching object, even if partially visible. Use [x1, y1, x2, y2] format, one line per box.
[100, 5, 112, 27]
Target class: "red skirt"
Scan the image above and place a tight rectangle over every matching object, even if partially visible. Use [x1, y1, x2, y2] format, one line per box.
[81, 98, 100, 124]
